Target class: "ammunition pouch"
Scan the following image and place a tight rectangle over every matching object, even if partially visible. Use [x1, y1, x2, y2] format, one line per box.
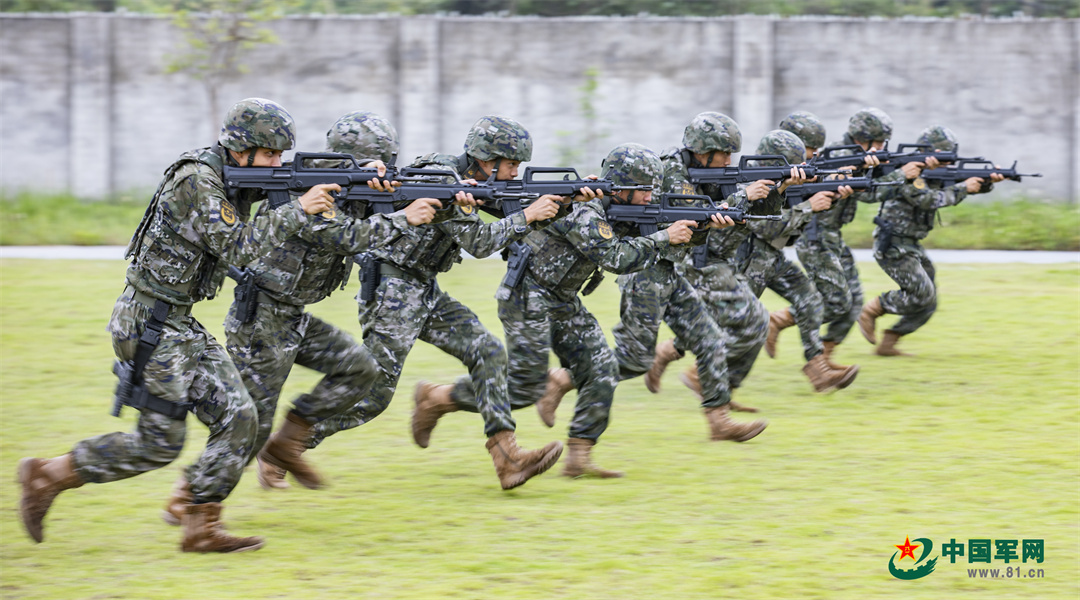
[356, 254, 382, 303]
[500, 242, 532, 291]
[692, 245, 708, 269]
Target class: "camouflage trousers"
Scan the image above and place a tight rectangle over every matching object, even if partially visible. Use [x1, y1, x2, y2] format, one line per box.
[874, 237, 937, 335]
[71, 292, 257, 504]
[611, 261, 731, 407]
[741, 238, 824, 362]
[224, 297, 380, 461]
[795, 236, 863, 345]
[678, 264, 769, 392]
[310, 269, 516, 446]
[454, 273, 618, 441]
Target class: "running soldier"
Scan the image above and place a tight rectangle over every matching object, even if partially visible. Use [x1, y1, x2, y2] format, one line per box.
[18, 98, 337, 553]
[311, 115, 578, 490]
[160, 112, 446, 516]
[745, 119, 860, 391]
[858, 125, 1003, 355]
[416, 143, 727, 477]
[613, 112, 786, 440]
[794, 108, 889, 366]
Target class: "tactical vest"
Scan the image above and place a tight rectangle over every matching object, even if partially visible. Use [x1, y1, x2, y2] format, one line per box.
[250, 235, 352, 306]
[369, 152, 473, 275]
[125, 146, 235, 305]
[522, 225, 597, 293]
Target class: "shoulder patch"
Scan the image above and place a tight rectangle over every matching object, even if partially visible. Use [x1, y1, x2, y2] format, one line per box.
[912, 177, 927, 190]
[458, 204, 474, 215]
[320, 209, 337, 220]
[596, 220, 613, 239]
[680, 182, 697, 195]
[220, 200, 237, 225]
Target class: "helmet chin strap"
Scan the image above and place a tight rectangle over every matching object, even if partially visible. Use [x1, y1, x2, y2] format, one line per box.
[487, 158, 502, 182]
[246, 149, 257, 167]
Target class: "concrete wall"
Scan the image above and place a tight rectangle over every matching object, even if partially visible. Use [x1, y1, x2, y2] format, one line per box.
[1, 13, 1076, 201]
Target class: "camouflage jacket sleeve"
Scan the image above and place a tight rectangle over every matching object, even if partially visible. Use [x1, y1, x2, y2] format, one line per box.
[298, 209, 413, 255]
[179, 163, 307, 266]
[900, 178, 969, 211]
[748, 199, 813, 241]
[436, 207, 530, 258]
[566, 203, 670, 274]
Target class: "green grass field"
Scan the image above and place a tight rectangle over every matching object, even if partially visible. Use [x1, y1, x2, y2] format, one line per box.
[1, 258, 1077, 599]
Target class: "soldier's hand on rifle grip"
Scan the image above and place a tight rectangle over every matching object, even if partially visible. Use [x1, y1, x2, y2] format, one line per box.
[298, 183, 339, 215]
[863, 152, 882, 168]
[453, 188, 483, 207]
[404, 197, 443, 226]
[964, 177, 986, 193]
[746, 180, 774, 201]
[808, 191, 836, 212]
[835, 184, 854, 199]
[901, 161, 925, 180]
[707, 212, 736, 229]
[523, 195, 562, 224]
[990, 169, 1006, 183]
[666, 220, 697, 245]
[777, 166, 809, 194]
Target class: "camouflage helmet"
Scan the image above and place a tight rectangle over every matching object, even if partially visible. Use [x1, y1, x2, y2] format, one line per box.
[847, 107, 893, 143]
[218, 98, 295, 152]
[916, 125, 958, 153]
[600, 143, 663, 189]
[683, 112, 742, 154]
[779, 111, 826, 150]
[325, 111, 399, 164]
[464, 115, 533, 162]
[755, 129, 806, 167]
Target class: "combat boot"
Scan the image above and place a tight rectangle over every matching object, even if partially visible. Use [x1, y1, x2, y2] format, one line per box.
[704, 405, 768, 442]
[561, 438, 623, 479]
[162, 475, 192, 526]
[765, 308, 795, 358]
[180, 502, 264, 553]
[858, 297, 886, 344]
[256, 454, 289, 490]
[258, 411, 322, 490]
[681, 364, 759, 412]
[644, 339, 682, 393]
[877, 330, 912, 357]
[412, 381, 459, 448]
[802, 354, 858, 393]
[536, 368, 573, 428]
[18, 454, 84, 543]
[485, 430, 563, 490]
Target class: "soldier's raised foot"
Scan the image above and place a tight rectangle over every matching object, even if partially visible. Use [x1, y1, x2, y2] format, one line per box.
[412, 381, 459, 448]
[858, 297, 886, 345]
[704, 405, 767, 442]
[765, 309, 795, 359]
[18, 454, 84, 543]
[876, 330, 913, 356]
[536, 368, 573, 428]
[256, 455, 290, 490]
[258, 411, 322, 490]
[162, 475, 192, 526]
[645, 339, 682, 393]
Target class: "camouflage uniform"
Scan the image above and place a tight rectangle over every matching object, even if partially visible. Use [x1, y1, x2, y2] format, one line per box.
[72, 143, 308, 503]
[453, 180, 674, 440]
[660, 150, 778, 401]
[309, 140, 558, 446]
[795, 108, 892, 345]
[738, 129, 824, 361]
[870, 126, 988, 335]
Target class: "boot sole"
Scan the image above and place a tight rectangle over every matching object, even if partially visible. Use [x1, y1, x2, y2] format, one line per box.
[836, 365, 860, 389]
[712, 420, 768, 443]
[17, 458, 44, 543]
[259, 452, 322, 490]
[500, 443, 564, 491]
[183, 540, 265, 553]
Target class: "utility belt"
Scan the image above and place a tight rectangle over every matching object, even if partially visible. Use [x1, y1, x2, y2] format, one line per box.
[112, 286, 192, 420]
[357, 255, 419, 302]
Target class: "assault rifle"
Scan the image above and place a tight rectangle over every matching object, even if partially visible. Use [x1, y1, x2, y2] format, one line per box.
[480, 166, 652, 217]
[783, 175, 902, 207]
[686, 155, 850, 198]
[224, 152, 537, 216]
[919, 159, 1042, 192]
[605, 193, 781, 236]
[810, 143, 982, 177]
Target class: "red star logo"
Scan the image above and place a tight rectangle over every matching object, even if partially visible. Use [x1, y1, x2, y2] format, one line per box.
[895, 536, 920, 561]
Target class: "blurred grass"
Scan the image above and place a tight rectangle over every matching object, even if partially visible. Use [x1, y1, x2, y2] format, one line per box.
[2, 192, 1079, 250]
[842, 197, 1080, 251]
[1, 257, 1077, 599]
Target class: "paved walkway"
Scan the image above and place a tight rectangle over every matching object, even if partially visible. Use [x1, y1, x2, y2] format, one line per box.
[2, 246, 1078, 264]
